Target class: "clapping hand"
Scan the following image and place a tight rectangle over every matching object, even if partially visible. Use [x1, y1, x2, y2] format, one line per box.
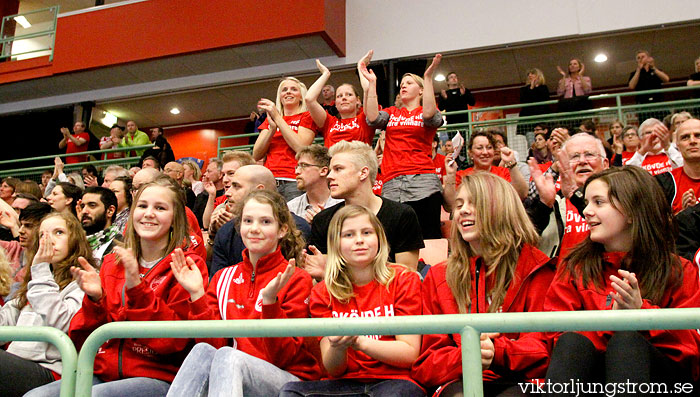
[261, 262, 295, 305]
[71, 257, 103, 301]
[170, 248, 205, 301]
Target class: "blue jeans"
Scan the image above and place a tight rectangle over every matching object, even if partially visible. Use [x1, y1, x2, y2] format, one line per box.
[279, 378, 426, 397]
[166, 342, 299, 397]
[24, 376, 170, 397]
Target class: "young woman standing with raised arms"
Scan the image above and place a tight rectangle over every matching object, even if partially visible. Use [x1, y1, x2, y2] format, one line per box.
[253, 77, 316, 201]
[360, 53, 444, 239]
[304, 51, 376, 148]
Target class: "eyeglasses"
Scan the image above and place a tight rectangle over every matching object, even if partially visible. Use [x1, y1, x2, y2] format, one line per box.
[568, 152, 601, 163]
[623, 132, 638, 138]
[533, 127, 545, 132]
[295, 162, 322, 170]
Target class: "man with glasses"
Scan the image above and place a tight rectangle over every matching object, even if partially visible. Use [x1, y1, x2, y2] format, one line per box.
[528, 133, 609, 260]
[287, 145, 342, 223]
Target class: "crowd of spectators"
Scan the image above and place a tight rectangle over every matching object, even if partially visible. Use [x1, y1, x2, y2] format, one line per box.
[0, 48, 699, 397]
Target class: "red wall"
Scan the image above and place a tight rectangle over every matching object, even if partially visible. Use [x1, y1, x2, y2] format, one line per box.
[165, 120, 249, 164]
[0, 0, 346, 84]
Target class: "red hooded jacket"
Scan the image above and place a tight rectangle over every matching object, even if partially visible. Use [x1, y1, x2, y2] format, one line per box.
[187, 247, 321, 381]
[68, 247, 208, 382]
[545, 251, 700, 381]
[411, 244, 554, 387]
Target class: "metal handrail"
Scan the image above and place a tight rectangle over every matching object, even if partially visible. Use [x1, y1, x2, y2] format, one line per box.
[214, 84, 700, 155]
[75, 308, 700, 397]
[0, 326, 77, 397]
[0, 144, 154, 166]
[0, 6, 59, 61]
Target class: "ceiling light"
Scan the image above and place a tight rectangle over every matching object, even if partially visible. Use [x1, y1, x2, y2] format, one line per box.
[594, 53, 608, 63]
[170, 107, 180, 115]
[100, 111, 117, 127]
[434, 74, 446, 82]
[13, 16, 31, 29]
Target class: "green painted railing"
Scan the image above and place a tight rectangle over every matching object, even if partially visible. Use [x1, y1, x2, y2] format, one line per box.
[0, 326, 77, 397]
[0, 144, 154, 179]
[75, 308, 700, 397]
[217, 85, 700, 155]
[0, 6, 59, 62]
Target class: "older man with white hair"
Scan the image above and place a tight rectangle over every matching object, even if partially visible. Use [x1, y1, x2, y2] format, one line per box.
[625, 117, 683, 176]
[528, 133, 609, 261]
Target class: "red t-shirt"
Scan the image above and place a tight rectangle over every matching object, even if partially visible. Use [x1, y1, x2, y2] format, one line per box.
[618, 151, 634, 165]
[455, 166, 511, 188]
[670, 167, 700, 214]
[557, 199, 589, 265]
[66, 132, 90, 164]
[372, 173, 383, 196]
[214, 195, 228, 207]
[381, 106, 438, 182]
[322, 108, 375, 148]
[639, 153, 672, 176]
[259, 112, 315, 179]
[432, 153, 447, 183]
[310, 266, 422, 384]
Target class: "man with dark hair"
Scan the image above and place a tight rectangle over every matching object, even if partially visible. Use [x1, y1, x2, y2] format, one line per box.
[0, 202, 52, 297]
[82, 164, 101, 187]
[141, 155, 161, 170]
[78, 186, 120, 265]
[287, 145, 342, 223]
[628, 50, 670, 104]
[141, 126, 175, 168]
[58, 121, 90, 164]
[439, 72, 475, 126]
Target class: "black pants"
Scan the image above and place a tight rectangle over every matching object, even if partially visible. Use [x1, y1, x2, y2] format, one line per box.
[0, 349, 56, 397]
[546, 331, 691, 396]
[405, 191, 443, 240]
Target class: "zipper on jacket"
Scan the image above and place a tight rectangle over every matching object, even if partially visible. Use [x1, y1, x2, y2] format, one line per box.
[117, 339, 125, 379]
[475, 259, 481, 314]
[248, 269, 256, 298]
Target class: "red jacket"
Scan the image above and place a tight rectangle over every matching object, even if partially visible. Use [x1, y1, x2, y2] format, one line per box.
[311, 266, 422, 384]
[545, 251, 700, 381]
[68, 247, 208, 382]
[411, 244, 554, 387]
[187, 247, 321, 381]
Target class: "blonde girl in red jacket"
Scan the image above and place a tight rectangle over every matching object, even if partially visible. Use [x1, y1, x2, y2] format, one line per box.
[545, 166, 700, 391]
[26, 175, 208, 397]
[166, 189, 319, 397]
[411, 172, 553, 396]
[279, 205, 424, 397]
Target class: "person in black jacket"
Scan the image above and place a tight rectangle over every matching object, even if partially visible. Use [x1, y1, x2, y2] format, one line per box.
[439, 72, 475, 126]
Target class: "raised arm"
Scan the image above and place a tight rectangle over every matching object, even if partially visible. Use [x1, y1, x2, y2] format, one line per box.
[252, 100, 278, 161]
[422, 54, 442, 119]
[357, 50, 374, 105]
[257, 99, 315, 154]
[359, 59, 379, 123]
[305, 60, 331, 129]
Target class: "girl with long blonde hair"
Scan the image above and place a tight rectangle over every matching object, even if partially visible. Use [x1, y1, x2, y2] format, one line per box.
[280, 205, 424, 397]
[253, 77, 316, 201]
[412, 172, 554, 396]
